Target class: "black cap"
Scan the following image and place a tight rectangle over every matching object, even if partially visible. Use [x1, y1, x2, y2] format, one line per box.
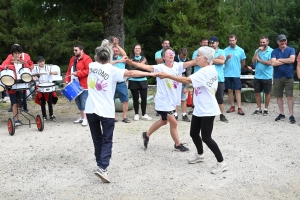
[37, 56, 45, 62]
[209, 36, 219, 43]
[277, 34, 287, 41]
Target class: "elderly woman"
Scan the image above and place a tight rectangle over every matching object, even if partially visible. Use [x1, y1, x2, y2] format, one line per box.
[84, 44, 156, 183]
[158, 46, 228, 174]
[126, 47, 196, 152]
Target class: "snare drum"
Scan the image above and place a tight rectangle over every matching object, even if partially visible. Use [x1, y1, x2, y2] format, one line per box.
[0, 69, 16, 86]
[61, 80, 83, 101]
[11, 82, 30, 90]
[19, 68, 32, 82]
[37, 82, 55, 93]
[0, 82, 5, 92]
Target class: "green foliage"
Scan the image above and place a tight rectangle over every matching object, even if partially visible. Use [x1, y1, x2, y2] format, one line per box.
[0, 0, 299, 77]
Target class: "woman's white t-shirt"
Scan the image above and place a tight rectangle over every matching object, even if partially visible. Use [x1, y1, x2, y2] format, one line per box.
[153, 62, 184, 111]
[189, 65, 221, 117]
[85, 62, 126, 118]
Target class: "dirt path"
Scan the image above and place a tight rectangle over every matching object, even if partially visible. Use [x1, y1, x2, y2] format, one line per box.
[0, 93, 299, 199]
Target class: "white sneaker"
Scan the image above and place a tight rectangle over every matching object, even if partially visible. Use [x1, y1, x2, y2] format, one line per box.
[73, 117, 83, 124]
[134, 114, 139, 121]
[3, 97, 10, 102]
[188, 153, 205, 164]
[142, 114, 152, 120]
[95, 167, 110, 183]
[211, 162, 228, 174]
[82, 119, 88, 126]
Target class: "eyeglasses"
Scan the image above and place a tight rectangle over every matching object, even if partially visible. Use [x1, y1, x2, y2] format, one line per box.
[166, 52, 175, 55]
[279, 40, 286, 42]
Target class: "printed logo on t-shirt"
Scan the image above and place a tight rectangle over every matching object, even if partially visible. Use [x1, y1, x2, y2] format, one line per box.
[89, 78, 108, 91]
[195, 87, 201, 96]
[165, 78, 173, 89]
[173, 81, 179, 89]
[164, 79, 179, 89]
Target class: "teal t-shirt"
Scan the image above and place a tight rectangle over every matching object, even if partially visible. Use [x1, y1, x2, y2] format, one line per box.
[113, 55, 126, 69]
[213, 48, 226, 82]
[224, 45, 246, 77]
[192, 50, 200, 72]
[254, 46, 273, 80]
[155, 49, 163, 60]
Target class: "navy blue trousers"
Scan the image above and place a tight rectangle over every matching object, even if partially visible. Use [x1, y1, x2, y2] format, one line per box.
[86, 113, 115, 169]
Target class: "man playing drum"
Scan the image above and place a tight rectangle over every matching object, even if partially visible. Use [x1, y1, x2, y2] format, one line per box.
[65, 44, 92, 126]
[5, 44, 34, 113]
[32, 56, 58, 121]
[1, 45, 32, 126]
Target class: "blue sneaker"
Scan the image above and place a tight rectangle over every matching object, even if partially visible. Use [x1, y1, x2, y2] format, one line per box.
[275, 114, 285, 121]
[15, 120, 23, 126]
[289, 115, 296, 124]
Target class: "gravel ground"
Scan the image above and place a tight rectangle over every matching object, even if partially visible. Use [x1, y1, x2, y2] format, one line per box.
[0, 92, 300, 200]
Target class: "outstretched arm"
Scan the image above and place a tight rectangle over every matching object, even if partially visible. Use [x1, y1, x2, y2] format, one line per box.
[124, 69, 157, 78]
[183, 59, 197, 69]
[126, 59, 154, 72]
[158, 72, 192, 84]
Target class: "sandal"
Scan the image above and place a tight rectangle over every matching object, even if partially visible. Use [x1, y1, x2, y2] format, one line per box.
[122, 118, 131, 123]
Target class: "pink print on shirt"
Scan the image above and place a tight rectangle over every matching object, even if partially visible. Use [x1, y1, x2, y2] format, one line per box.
[173, 81, 179, 89]
[95, 79, 107, 91]
[195, 87, 201, 96]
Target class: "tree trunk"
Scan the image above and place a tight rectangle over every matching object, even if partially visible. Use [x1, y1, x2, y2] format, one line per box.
[103, 0, 125, 47]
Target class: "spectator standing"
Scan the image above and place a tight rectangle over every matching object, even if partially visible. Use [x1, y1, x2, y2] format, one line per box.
[127, 44, 152, 121]
[224, 35, 246, 115]
[111, 39, 131, 123]
[251, 36, 273, 116]
[271, 34, 296, 123]
[209, 36, 228, 123]
[155, 39, 170, 64]
[174, 47, 191, 122]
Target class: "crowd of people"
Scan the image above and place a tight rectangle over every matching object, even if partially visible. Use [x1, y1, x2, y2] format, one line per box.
[1, 33, 300, 183]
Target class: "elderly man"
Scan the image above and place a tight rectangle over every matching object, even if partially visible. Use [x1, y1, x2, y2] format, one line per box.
[271, 34, 296, 124]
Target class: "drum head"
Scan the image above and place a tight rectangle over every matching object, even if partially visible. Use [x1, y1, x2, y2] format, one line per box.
[21, 74, 32, 82]
[1, 76, 15, 86]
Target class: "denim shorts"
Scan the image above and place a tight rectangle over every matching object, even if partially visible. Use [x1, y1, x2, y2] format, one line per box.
[225, 77, 242, 90]
[181, 85, 187, 101]
[75, 90, 88, 110]
[115, 82, 129, 103]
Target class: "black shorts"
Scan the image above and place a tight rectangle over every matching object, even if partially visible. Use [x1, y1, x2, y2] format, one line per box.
[156, 110, 175, 121]
[253, 79, 272, 93]
[128, 80, 148, 90]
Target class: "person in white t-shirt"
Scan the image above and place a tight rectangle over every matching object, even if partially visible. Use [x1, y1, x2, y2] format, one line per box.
[85, 45, 157, 183]
[158, 46, 228, 175]
[126, 47, 196, 152]
[32, 56, 58, 121]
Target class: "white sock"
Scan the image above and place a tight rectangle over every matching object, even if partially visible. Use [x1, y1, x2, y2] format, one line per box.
[182, 113, 186, 116]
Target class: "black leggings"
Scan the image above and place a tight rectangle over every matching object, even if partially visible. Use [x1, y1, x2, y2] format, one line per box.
[130, 88, 147, 116]
[190, 115, 223, 162]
